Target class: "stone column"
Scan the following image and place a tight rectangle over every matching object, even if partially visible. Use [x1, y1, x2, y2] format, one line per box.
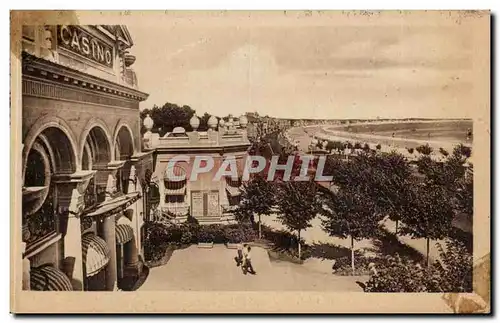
[105, 173, 118, 201]
[98, 214, 117, 291]
[53, 172, 95, 291]
[124, 236, 141, 275]
[126, 166, 140, 250]
[63, 204, 84, 291]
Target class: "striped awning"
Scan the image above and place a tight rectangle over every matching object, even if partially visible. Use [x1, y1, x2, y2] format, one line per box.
[164, 185, 186, 195]
[115, 224, 134, 245]
[81, 234, 110, 277]
[226, 185, 242, 197]
[164, 164, 187, 182]
[30, 265, 73, 291]
[83, 192, 141, 219]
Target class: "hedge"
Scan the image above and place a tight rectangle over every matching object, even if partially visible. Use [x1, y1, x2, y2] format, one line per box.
[142, 221, 257, 261]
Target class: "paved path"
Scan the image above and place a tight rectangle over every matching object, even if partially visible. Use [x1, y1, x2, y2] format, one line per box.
[262, 215, 374, 251]
[382, 218, 446, 263]
[140, 245, 364, 291]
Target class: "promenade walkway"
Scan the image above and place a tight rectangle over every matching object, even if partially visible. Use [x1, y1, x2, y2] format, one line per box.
[140, 245, 364, 291]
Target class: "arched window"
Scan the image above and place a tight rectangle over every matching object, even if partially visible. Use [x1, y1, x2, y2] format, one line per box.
[23, 127, 77, 249]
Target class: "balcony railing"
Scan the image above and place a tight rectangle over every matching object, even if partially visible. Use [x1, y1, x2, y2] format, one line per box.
[22, 191, 58, 249]
[161, 204, 190, 217]
[83, 178, 106, 211]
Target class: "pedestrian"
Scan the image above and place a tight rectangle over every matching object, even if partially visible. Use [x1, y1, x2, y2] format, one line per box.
[241, 244, 248, 274]
[244, 246, 256, 275]
[234, 243, 244, 266]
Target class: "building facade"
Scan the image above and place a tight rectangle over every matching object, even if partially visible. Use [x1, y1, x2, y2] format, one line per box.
[143, 114, 251, 224]
[20, 25, 151, 291]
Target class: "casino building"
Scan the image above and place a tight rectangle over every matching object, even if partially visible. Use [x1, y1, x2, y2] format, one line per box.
[142, 114, 251, 224]
[20, 25, 152, 291]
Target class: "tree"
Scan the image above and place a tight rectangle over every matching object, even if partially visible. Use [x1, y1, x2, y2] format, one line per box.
[236, 174, 276, 239]
[455, 144, 472, 159]
[456, 175, 473, 218]
[367, 152, 414, 234]
[415, 144, 433, 155]
[399, 182, 456, 266]
[416, 144, 470, 195]
[321, 185, 381, 274]
[198, 112, 214, 132]
[140, 103, 215, 136]
[275, 180, 322, 259]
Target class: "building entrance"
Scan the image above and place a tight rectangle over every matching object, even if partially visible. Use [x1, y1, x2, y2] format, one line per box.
[190, 190, 219, 218]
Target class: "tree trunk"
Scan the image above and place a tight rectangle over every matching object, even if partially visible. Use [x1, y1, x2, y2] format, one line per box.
[298, 230, 302, 260]
[395, 219, 399, 235]
[258, 215, 262, 240]
[426, 237, 430, 267]
[351, 236, 355, 274]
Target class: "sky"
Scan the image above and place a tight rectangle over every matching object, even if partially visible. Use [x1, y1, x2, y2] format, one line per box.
[126, 12, 487, 120]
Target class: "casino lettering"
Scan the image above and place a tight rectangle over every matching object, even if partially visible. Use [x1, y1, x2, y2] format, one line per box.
[58, 25, 113, 67]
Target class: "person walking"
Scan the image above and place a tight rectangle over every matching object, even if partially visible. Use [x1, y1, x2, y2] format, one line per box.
[244, 246, 256, 275]
[234, 243, 244, 266]
[241, 244, 248, 274]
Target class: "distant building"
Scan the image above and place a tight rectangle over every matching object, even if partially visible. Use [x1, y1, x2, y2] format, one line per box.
[20, 25, 150, 291]
[142, 114, 251, 224]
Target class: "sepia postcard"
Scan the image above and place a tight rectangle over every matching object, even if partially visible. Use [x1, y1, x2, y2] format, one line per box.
[10, 10, 490, 314]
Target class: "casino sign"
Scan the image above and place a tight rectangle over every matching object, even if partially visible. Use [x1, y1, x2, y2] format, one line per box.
[57, 25, 114, 68]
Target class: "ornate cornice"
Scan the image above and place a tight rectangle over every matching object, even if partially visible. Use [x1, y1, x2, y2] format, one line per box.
[22, 51, 149, 102]
[22, 77, 139, 110]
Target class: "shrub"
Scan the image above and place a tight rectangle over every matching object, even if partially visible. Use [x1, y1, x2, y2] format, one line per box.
[407, 147, 414, 154]
[143, 240, 169, 262]
[416, 144, 433, 155]
[454, 144, 472, 158]
[144, 221, 257, 246]
[165, 225, 182, 243]
[363, 240, 472, 292]
[180, 230, 195, 245]
[376, 144, 382, 150]
[221, 224, 257, 244]
[224, 228, 244, 243]
[332, 253, 378, 276]
[195, 224, 226, 243]
[363, 255, 432, 292]
[143, 222, 170, 261]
